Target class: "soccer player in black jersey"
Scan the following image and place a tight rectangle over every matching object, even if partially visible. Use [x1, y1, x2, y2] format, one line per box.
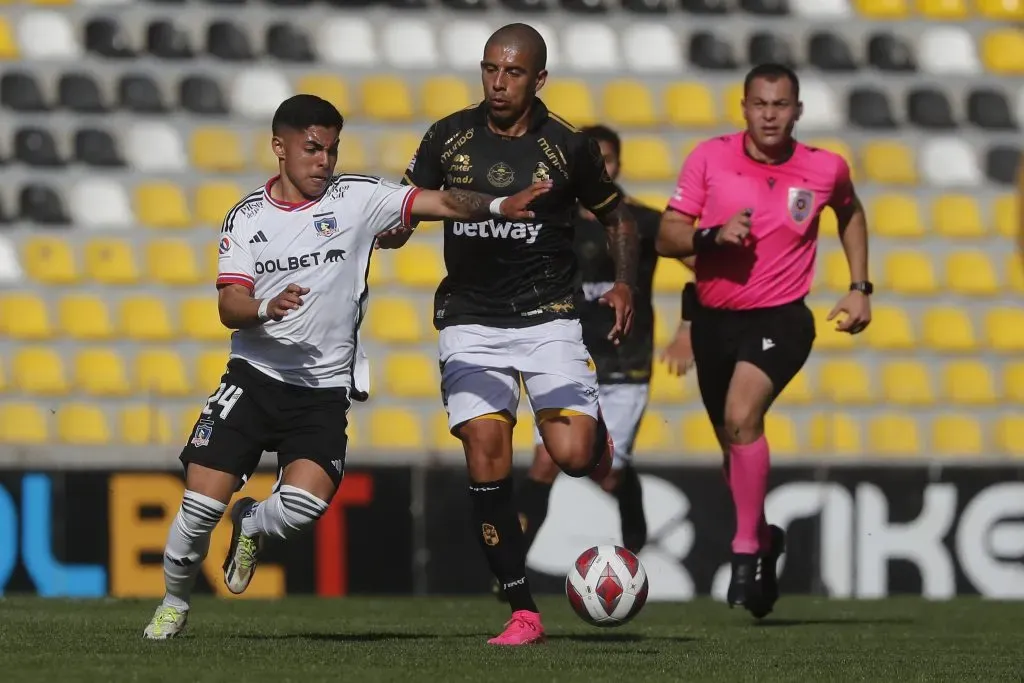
[395, 23, 640, 646]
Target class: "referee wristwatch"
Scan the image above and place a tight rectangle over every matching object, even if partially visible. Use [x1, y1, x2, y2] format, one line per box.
[850, 281, 874, 295]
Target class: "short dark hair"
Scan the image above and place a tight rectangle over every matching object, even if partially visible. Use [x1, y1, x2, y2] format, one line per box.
[583, 124, 620, 158]
[485, 23, 548, 73]
[272, 94, 344, 136]
[743, 63, 800, 100]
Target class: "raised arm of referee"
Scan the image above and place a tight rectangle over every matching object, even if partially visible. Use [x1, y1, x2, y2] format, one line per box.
[656, 64, 872, 619]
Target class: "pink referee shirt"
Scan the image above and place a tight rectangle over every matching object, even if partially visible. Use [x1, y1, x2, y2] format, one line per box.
[668, 132, 853, 310]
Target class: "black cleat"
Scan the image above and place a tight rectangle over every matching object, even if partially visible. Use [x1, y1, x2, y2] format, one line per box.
[726, 553, 764, 610]
[613, 465, 647, 554]
[747, 524, 786, 619]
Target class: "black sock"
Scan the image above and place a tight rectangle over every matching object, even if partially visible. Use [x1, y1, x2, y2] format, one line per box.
[613, 465, 648, 554]
[563, 414, 610, 478]
[469, 478, 538, 613]
[517, 477, 553, 554]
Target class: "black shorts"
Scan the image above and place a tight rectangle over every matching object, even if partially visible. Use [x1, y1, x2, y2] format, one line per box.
[690, 299, 815, 427]
[180, 358, 351, 488]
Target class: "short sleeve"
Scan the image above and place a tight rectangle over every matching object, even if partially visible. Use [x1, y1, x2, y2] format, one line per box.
[364, 178, 422, 236]
[216, 213, 255, 291]
[573, 135, 622, 218]
[667, 145, 707, 218]
[827, 155, 855, 211]
[402, 123, 445, 191]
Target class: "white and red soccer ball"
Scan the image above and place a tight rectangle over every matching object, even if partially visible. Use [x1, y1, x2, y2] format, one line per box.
[565, 544, 649, 627]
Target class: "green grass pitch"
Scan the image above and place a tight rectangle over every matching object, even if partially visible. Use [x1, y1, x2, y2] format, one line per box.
[2, 596, 1021, 682]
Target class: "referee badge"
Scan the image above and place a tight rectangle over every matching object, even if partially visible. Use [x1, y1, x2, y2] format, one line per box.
[313, 214, 338, 238]
[788, 187, 815, 223]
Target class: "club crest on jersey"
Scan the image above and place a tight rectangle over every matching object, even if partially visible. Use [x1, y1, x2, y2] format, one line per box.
[190, 421, 213, 447]
[532, 161, 551, 183]
[218, 237, 231, 255]
[788, 187, 815, 223]
[487, 162, 515, 188]
[313, 214, 338, 238]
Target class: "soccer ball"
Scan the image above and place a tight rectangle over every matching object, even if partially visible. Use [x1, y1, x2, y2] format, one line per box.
[565, 544, 649, 627]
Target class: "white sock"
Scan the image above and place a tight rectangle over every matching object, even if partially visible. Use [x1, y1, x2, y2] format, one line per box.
[240, 484, 329, 540]
[162, 490, 226, 610]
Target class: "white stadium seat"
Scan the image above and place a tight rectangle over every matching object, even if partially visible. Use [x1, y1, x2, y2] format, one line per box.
[920, 138, 982, 187]
[530, 22, 561, 70]
[126, 122, 186, 173]
[69, 179, 134, 229]
[18, 11, 81, 60]
[919, 27, 981, 75]
[797, 79, 842, 131]
[0, 237, 23, 284]
[232, 68, 292, 120]
[563, 23, 620, 72]
[318, 17, 377, 66]
[381, 19, 439, 69]
[790, 0, 851, 16]
[442, 20, 491, 70]
[622, 23, 683, 74]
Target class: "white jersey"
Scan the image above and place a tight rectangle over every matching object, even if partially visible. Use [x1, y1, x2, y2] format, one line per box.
[216, 174, 421, 394]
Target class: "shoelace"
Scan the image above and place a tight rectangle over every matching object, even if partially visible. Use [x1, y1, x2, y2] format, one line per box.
[154, 607, 180, 632]
[503, 615, 536, 633]
[237, 536, 259, 570]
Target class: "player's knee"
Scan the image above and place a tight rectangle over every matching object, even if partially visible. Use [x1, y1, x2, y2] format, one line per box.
[528, 446, 562, 484]
[722, 406, 764, 445]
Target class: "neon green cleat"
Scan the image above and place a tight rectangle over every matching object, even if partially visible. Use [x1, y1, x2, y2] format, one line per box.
[143, 605, 188, 640]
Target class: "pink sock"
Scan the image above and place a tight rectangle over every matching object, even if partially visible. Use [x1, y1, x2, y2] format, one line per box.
[728, 435, 770, 555]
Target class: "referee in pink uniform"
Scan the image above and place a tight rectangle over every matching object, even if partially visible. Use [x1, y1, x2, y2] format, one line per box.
[657, 63, 873, 618]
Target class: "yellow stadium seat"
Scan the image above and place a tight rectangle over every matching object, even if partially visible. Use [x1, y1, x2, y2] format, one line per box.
[509, 411, 533, 452]
[722, 83, 744, 129]
[369, 407, 423, 449]
[981, 30, 1024, 74]
[872, 195, 924, 238]
[915, 0, 968, 19]
[135, 182, 192, 229]
[339, 133, 369, 173]
[147, 240, 202, 286]
[985, 307, 1024, 352]
[882, 251, 937, 295]
[765, 413, 800, 456]
[880, 361, 934, 406]
[652, 259, 692, 293]
[808, 412, 861, 456]
[933, 415, 983, 457]
[196, 349, 229, 391]
[634, 411, 672, 451]
[28, 0, 73, 5]
[855, 0, 909, 16]
[120, 405, 175, 446]
[650, 360, 690, 404]
[382, 353, 438, 399]
[58, 295, 113, 341]
[541, 80, 597, 127]
[0, 403, 47, 445]
[808, 304, 855, 350]
[120, 296, 174, 341]
[136, 350, 191, 397]
[862, 142, 917, 185]
[13, 347, 68, 395]
[819, 250, 851, 293]
[378, 131, 421, 176]
[922, 306, 976, 352]
[945, 251, 998, 296]
[393, 243, 445, 288]
[775, 369, 813, 405]
[254, 132, 279, 173]
[57, 404, 110, 445]
[22, 237, 78, 284]
[366, 297, 425, 343]
[431, 411, 461, 452]
[421, 77, 472, 120]
[190, 128, 244, 172]
[681, 412, 721, 455]
[861, 305, 913, 351]
[818, 359, 874, 404]
[679, 139, 702, 166]
[807, 139, 857, 180]
[0, 357, 5, 392]
[196, 182, 244, 227]
[1006, 361, 1024, 403]
[85, 238, 139, 285]
[932, 195, 984, 238]
[74, 349, 130, 397]
[1006, 254, 1024, 294]
[664, 83, 717, 128]
[977, 0, 1024, 19]
[0, 17, 19, 60]
[361, 76, 414, 122]
[941, 360, 996, 405]
[993, 194, 1019, 238]
[367, 254, 389, 286]
[297, 74, 353, 116]
[619, 137, 674, 182]
[868, 414, 921, 457]
[996, 416, 1024, 458]
[603, 80, 658, 128]
[632, 193, 668, 212]
[0, 294, 52, 340]
[181, 297, 230, 341]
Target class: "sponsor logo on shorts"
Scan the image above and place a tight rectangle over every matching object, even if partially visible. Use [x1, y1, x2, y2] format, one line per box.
[482, 523, 500, 546]
[190, 420, 214, 447]
[451, 220, 543, 244]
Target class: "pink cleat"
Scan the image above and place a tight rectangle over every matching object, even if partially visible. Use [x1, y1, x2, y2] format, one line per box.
[487, 610, 546, 646]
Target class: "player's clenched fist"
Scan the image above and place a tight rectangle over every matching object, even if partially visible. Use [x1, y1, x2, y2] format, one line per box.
[265, 283, 309, 321]
[715, 208, 753, 246]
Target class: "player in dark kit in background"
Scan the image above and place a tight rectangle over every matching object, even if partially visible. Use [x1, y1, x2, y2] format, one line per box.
[658, 64, 872, 619]
[394, 23, 639, 646]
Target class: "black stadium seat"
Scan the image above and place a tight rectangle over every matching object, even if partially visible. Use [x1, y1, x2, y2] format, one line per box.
[740, 0, 788, 15]
[266, 0, 314, 5]
[1, 72, 48, 112]
[119, 74, 167, 114]
[179, 75, 228, 115]
[907, 88, 956, 130]
[848, 87, 898, 129]
[20, 184, 70, 225]
[58, 73, 107, 113]
[14, 128, 63, 167]
[680, 0, 728, 13]
[621, 0, 669, 13]
[985, 146, 1021, 185]
[267, 23, 315, 62]
[324, 0, 376, 7]
[967, 89, 1016, 131]
[689, 32, 737, 70]
[439, 0, 488, 10]
[74, 129, 125, 167]
[147, 20, 194, 60]
[560, 0, 610, 14]
[84, 18, 135, 58]
[206, 21, 255, 61]
[808, 32, 857, 71]
[388, 0, 428, 8]
[748, 32, 794, 68]
[501, 0, 549, 11]
[868, 32, 917, 72]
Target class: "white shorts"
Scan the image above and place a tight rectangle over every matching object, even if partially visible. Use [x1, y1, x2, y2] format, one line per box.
[532, 382, 649, 469]
[438, 319, 600, 432]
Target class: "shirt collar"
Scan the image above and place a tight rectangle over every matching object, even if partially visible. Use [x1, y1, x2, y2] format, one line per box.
[474, 97, 549, 134]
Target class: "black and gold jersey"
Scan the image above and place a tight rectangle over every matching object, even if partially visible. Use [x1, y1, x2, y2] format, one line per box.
[402, 99, 623, 330]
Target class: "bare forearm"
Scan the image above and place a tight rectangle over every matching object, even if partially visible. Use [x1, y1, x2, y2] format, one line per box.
[656, 213, 698, 258]
[603, 205, 639, 286]
[838, 203, 870, 282]
[218, 287, 262, 329]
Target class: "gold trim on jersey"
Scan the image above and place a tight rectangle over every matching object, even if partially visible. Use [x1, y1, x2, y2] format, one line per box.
[536, 408, 588, 423]
[547, 112, 579, 133]
[589, 192, 620, 212]
[402, 173, 419, 187]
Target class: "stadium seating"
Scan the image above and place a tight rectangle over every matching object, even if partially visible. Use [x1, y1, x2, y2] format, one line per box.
[0, 3, 1021, 461]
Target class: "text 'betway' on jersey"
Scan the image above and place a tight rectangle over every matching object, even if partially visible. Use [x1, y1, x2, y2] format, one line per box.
[451, 220, 544, 244]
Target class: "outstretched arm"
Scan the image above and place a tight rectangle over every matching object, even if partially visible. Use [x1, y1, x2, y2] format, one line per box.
[409, 182, 551, 222]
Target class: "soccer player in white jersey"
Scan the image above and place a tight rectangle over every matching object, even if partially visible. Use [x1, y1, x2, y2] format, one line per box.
[142, 94, 549, 639]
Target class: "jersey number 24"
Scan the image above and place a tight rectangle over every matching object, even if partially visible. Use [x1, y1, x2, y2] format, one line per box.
[202, 383, 244, 420]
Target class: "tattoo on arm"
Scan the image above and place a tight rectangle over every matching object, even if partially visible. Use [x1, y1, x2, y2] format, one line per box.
[441, 188, 494, 219]
[602, 204, 639, 287]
